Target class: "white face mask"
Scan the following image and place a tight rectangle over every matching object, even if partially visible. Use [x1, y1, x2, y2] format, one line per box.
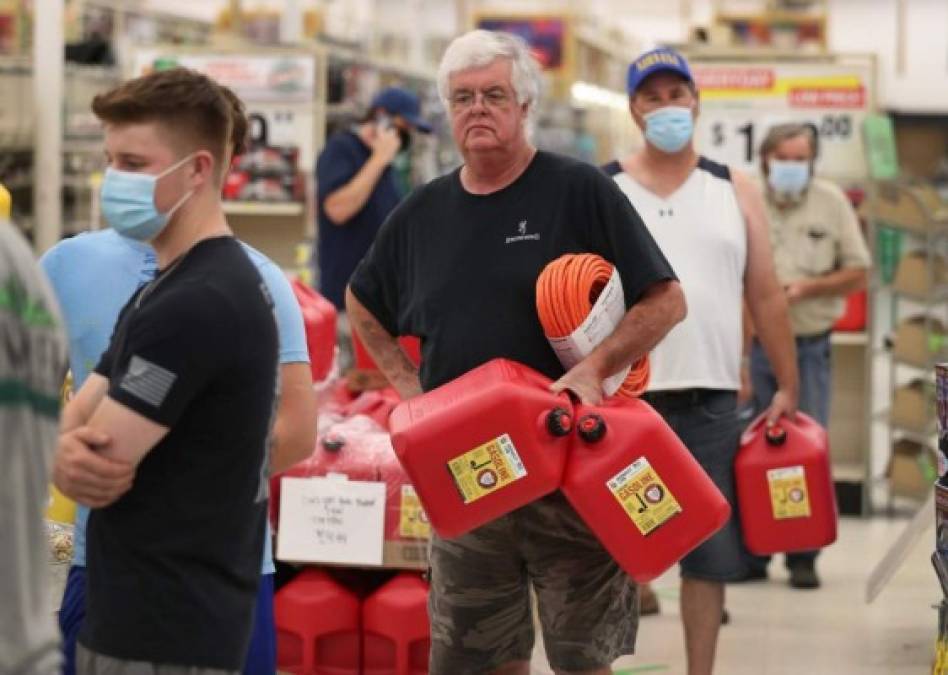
[101, 154, 195, 241]
[767, 159, 811, 198]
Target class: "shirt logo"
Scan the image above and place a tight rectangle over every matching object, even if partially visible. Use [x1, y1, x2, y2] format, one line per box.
[505, 220, 540, 244]
[120, 355, 177, 408]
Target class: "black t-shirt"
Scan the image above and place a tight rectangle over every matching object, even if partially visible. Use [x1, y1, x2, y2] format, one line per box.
[80, 237, 278, 670]
[349, 151, 676, 392]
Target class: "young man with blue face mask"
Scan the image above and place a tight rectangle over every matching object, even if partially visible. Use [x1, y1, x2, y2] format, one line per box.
[742, 123, 870, 589]
[46, 80, 318, 675]
[50, 68, 298, 674]
[602, 48, 799, 675]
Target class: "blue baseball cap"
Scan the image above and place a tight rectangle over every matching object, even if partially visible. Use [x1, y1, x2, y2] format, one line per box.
[626, 48, 694, 95]
[370, 87, 432, 133]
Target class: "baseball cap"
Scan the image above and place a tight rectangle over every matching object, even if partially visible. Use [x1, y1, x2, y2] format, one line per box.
[626, 48, 694, 95]
[370, 87, 432, 133]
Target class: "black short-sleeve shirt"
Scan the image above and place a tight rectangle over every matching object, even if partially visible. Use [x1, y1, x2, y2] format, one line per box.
[349, 151, 676, 391]
[80, 237, 279, 670]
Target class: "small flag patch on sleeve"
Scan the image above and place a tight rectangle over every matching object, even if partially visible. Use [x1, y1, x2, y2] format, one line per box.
[120, 355, 177, 408]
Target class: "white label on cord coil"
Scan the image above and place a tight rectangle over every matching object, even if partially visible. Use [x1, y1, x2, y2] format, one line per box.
[546, 268, 631, 396]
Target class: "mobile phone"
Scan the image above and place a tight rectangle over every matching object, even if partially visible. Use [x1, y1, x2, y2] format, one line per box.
[377, 113, 393, 131]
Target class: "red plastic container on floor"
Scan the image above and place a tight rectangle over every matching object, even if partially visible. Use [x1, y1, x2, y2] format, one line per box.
[389, 359, 574, 538]
[735, 412, 838, 555]
[271, 425, 381, 527]
[561, 398, 731, 583]
[275, 568, 361, 675]
[378, 450, 430, 543]
[833, 289, 867, 332]
[341, 388, 402, 431]
[291, 279, 338, 382]
[362, 573, 431, 675]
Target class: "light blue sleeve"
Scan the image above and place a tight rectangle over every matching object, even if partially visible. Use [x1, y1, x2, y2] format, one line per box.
[39, 243, 62, 289]
[256, 260, 310, 365]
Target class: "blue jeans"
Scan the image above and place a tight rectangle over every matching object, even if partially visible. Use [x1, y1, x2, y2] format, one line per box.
[642, 389, 747, 581]
[747, 332, 831, 568]
[59, 566, 276, 675]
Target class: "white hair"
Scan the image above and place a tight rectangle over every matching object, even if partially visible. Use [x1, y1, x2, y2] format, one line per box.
[436, 30, 542, 113]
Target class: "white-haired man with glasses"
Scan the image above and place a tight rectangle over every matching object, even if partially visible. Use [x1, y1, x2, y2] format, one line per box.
[347, 29, 687, 675]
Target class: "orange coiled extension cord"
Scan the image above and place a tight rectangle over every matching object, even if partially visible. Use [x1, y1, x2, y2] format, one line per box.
[536, 254, 650, 398]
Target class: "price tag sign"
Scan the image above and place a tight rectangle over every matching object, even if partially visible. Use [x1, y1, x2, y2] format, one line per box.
[692, 61, 875, 179]
[277, 477, 386, 566]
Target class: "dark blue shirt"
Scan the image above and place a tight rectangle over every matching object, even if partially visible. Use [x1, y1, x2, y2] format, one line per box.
[316, 130, 401, 309]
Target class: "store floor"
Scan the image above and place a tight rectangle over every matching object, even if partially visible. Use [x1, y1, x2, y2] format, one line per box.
[530, 514, 937, 674]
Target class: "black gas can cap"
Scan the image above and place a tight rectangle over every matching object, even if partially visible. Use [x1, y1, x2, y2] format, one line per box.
[546, 407, 574, 437]
[765, 425, 787, 447]
[322, 435, 345, 452]
[577, 414, 607, 443]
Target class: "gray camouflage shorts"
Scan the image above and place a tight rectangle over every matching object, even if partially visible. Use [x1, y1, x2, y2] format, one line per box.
[428, 491, 638, 674]
[76, 644, 237, 675]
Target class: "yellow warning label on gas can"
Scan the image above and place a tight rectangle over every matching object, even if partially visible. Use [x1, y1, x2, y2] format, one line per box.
[767, 465, 811, 520]
[447, 433, 527, 505]
[607, 456, 682, 536]
[399, 484, 431, 539]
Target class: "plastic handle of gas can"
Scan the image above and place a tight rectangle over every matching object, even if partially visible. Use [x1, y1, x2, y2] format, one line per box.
[740, 411, 770, 446]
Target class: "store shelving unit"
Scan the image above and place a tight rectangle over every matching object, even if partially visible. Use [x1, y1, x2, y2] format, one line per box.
[868, 183, 948, 510]
[0, 56, 118, 241]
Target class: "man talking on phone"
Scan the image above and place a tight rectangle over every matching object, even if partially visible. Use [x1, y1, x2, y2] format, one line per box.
[316, 87, 432, 371]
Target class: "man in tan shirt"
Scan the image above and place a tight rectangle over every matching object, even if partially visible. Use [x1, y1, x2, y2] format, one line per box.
[745, 122, 871, 588]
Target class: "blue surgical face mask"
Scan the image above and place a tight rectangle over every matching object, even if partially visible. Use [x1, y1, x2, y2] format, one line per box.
[767, 159, 810, 197]
[643, 106, 694, 154]
[101, 154, 195, 241]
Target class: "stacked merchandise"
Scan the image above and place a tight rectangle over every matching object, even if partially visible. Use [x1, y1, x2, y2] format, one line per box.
[933, 364, 948, 675]
[272, 279, 432, 673]
[223, 114, 304, 204]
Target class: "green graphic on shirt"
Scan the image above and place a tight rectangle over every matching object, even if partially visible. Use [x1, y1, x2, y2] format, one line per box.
[0, 379, 60, 418]
[0, 275, 57, 328]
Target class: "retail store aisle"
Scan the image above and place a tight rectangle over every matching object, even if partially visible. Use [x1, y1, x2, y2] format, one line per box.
[531, 515, 937, 674]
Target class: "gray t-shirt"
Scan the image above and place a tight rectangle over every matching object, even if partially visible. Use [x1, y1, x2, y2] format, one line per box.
[0, 220, 67, 675]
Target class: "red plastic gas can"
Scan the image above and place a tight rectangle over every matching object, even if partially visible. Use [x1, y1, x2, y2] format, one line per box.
[362, 573, 430, 675]
[291, 279, 337, 382]
[561, 399, 731, 583]
[389, 359, 574, 538]
[341, 388, 402, 431]
[833, 289, 867, 332]
[275, 568, 361, 675]
[353, 333, 422, 370]
[378, 449, 430, 545]
[271, 423, 381, 527]
[735, 412, 838, 555]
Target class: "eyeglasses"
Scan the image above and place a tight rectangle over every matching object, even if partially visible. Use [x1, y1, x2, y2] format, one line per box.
[449, 87, 513, 111]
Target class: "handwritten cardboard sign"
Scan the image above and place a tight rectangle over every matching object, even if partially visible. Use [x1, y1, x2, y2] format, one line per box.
[277, 477, 386, 566]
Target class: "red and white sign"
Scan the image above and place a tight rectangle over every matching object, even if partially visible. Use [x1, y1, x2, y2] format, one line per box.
[789, 86, 866, 109]
[695, 68, 775, 91]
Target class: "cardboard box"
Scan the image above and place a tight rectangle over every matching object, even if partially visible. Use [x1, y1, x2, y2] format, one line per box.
[887, 438, 938, 499]
[893, 315, 948, 367]
[891, 379, 937, 433]
[875, 185, 946, 234]
[382, 540, 428, 570]
[893, 251, 948, 298]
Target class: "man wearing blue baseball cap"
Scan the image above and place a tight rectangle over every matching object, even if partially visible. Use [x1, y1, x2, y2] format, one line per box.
[316, 86, 432, 370]
[602, 47, 799, 675]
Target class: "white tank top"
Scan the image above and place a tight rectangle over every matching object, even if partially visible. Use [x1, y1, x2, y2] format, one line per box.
[605, 157, 747, 392]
